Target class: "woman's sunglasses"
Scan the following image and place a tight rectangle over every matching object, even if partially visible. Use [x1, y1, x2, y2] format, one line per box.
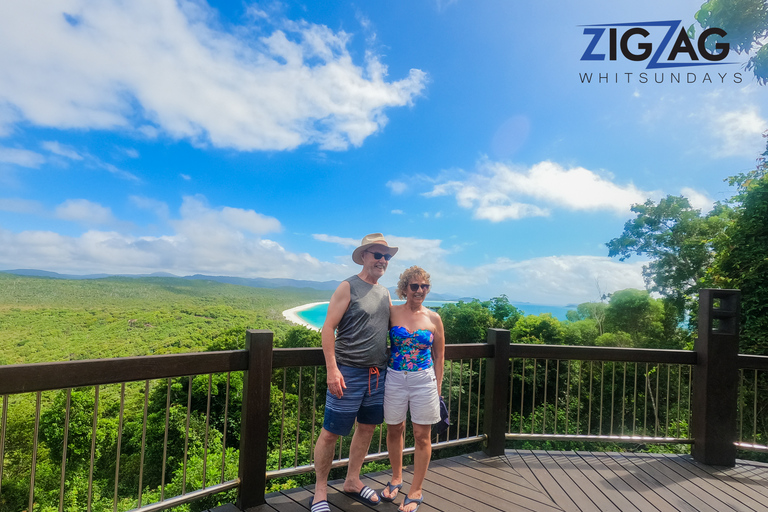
[365, 251, 392, 261]
[409, 284, 431, 292]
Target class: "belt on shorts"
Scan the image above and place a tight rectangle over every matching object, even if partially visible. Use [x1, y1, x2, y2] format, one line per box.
[368, 367, 380, 394]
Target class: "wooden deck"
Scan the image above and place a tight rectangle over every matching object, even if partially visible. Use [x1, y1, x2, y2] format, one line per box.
[246, 450, 768, 512]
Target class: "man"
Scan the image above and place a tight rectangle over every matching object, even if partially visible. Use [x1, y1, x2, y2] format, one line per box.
[310, 233, 398, 512]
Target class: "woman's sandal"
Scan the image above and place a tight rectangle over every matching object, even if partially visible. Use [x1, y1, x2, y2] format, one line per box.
[381, 481, 403, 502]
[401, 494, 423, 512]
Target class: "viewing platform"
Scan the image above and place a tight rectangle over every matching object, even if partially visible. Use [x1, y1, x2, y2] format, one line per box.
[1, 289, 767, 512]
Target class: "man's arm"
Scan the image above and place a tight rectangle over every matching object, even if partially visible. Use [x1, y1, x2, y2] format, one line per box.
[431, 310, 445, 396]
[322, 280, 351, 398]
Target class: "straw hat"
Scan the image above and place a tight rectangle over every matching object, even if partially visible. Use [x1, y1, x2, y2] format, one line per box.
[352, 233, 398, 265]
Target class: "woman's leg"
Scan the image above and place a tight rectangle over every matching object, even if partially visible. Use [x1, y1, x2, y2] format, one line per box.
[382, 421, 405, 500]
[401, 423, 432, 512]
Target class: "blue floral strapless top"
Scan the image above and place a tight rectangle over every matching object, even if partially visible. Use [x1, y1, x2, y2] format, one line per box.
[388, 325, 434, 371]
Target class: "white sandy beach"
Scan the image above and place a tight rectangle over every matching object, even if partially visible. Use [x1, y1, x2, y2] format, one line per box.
[282, 301, 328, 331]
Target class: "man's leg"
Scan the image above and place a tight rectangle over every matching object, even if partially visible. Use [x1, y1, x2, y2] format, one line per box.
[313, 427, 340, 503]
[342, 422, 379, 503]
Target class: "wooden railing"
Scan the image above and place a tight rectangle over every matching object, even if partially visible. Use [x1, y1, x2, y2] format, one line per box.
[1, 289, 767, 512]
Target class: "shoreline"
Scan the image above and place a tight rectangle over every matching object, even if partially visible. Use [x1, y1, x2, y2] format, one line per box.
[282, 301, 328, 331]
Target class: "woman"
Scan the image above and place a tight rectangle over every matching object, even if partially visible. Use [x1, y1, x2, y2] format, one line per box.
[380, 266, 445, 512]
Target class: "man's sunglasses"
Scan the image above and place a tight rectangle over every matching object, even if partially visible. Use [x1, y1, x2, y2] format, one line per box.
[366, 251, 392, 261]
[409, 284, 431, 292]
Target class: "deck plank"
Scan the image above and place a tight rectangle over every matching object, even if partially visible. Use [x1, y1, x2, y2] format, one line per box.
[546, 451, 622, 512]
[639, 453, 759, 512]
[450, 453, 561, 509]
[508, 449, 582, 511]
[428, 456, 561, 511]
[587, 452, 680, 512]
[604, 452, 711, 512]
[527, 449, 599, 511]
[256, 450, 768, 512]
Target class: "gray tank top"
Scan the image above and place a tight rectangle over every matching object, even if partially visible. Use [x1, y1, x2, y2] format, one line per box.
[335, 275, 390, 369]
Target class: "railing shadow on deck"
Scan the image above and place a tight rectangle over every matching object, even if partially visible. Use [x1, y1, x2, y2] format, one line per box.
[1, 289, 767, 512]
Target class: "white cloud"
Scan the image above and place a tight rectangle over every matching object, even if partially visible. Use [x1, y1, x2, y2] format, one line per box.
[383, 246, 645, 305]
[681, 187, 715, 213]
[712, 106, 767, 158]
[313, 233, 359, 248]
[172, 195, 282, 237]
[480, 255, 646, 305]
[0, 146, 45, 168]
[42, 141, 83, 160]
[35, 140, 140, 180]
[0, 196, 336, 279]
[387, 180, 408, 194]
[426, 159, 653, 221]
[391, 209, 404, 214]
[55, 199, 116, 225]
[0, 1, 427, 151]
[385, 235, 449, 263]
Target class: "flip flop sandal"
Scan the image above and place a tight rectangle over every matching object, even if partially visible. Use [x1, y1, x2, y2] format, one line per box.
[402, 494, 424, 512]
[381, 481, 403, 502]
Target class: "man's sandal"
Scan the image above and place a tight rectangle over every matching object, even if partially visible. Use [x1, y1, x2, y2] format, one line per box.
[342, 485, 380, 506]
[309, 498, 331, 512]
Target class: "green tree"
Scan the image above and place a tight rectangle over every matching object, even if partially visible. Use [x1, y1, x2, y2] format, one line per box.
[567, 301, 608, 335]
[693, 0, 768, 84]
[510, 314, 565, 345]
[563, 318, 601, 346]
[438, 300, 495, 344]
[709, 161, 768, 353]
[606, 196, 729, 323]
[280, 326, 322, 348]
[595, 331, 634, 347]
[481, 294, 523, 329]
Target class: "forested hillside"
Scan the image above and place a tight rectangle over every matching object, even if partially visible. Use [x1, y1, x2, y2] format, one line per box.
[0, 274, 331, 365]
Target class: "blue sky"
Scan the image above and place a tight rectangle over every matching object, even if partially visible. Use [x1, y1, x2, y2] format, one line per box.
[0, 0, 765, 305]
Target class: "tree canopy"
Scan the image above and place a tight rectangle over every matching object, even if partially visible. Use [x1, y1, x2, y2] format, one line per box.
[693, 0, 768, 84]
[608, 133, 768, 354]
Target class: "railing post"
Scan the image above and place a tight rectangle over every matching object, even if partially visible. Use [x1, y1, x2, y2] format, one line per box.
[692, 289, 740, 466]
[237, 330, 273, 510]
[483, 328, 510, 456]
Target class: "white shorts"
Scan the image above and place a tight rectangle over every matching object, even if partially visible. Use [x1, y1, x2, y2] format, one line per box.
[383, 367, 440, 425]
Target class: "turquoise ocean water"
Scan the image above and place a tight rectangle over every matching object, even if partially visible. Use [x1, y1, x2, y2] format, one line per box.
[295, 300, 572, 329]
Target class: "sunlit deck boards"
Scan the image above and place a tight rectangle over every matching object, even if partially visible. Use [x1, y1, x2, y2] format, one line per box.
[505, 450, 768, 512]
[249, 450, 768, 512]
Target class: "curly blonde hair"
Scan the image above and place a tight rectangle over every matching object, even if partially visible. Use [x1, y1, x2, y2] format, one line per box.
[396, 266, 431, 299]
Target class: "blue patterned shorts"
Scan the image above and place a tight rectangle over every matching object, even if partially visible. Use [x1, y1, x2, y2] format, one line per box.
[323, 364, 387, 436]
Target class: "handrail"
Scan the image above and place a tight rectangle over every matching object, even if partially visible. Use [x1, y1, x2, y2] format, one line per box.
[0, 350, 249, 395]
[509, 344, 697, 364]
[737, 354, 768, 370]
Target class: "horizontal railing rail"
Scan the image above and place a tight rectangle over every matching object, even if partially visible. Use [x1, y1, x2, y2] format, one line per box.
[0, 350, 250, 395]
[509, 344, 698, 365]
